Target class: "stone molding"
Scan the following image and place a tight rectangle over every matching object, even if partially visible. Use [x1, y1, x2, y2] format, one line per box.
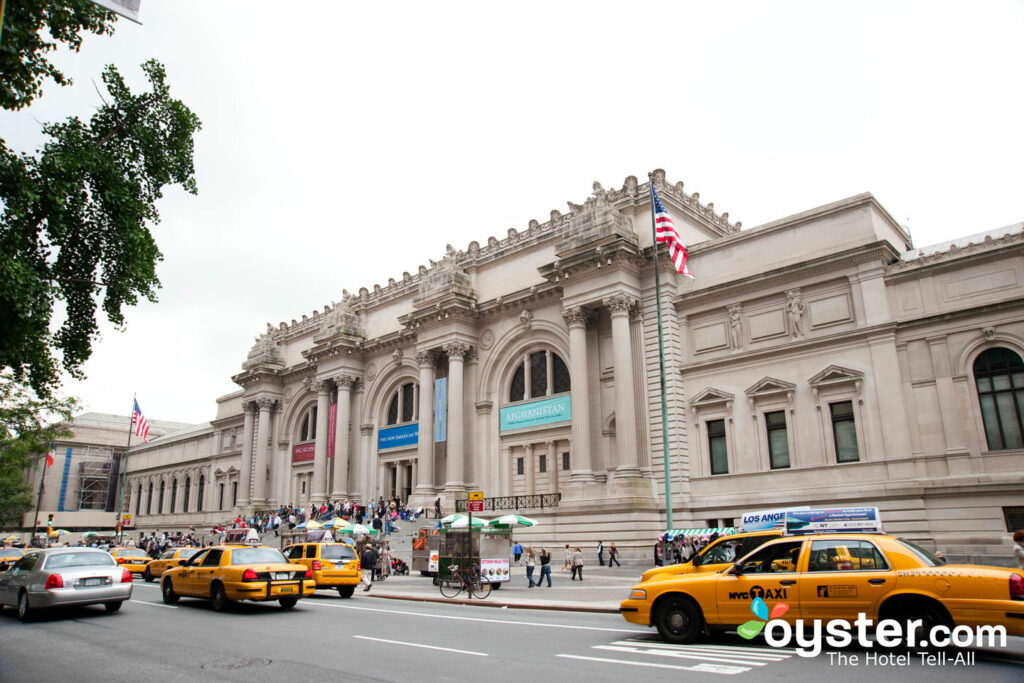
[443, 341, 471, 360]
[604, 293, 635, 316]
[561, 306, 588, 329]
[415, 350, 435, 368]
[255, 397, 276, 411]
[334, 374, 357, 390]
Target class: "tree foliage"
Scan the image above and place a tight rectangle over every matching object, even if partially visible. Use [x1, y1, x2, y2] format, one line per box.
[0, 59, 202, 398]
[0, 0, 118, 111]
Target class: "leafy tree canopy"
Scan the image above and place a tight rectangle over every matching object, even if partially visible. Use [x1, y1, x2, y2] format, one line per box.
[0, 0, 118, 111]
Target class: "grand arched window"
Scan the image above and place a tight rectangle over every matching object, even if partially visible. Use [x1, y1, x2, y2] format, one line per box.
[974, 347, 1024, 450]
[386, 382, 417, 426]
[158, 480, 165, 514]
[509, 350, 570, 403]
[135, 484, 142, 516]
[183, 476, 191, 512]
[298, 404, 318, 442]
[170, 479, 178, 513]
[147, 482, 153, 515]
[197, 475, 205, 512]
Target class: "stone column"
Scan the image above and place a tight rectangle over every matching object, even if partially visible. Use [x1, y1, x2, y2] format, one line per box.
[237, 401, 256, 507]
[311, 380, 331, 504]
[443, 342, 469, 492]
[331, 375, 356, 499]
[415, 351, 435, 494]
[500, 445, 511, 495]
[252, 398, 275, 505]
[547, 439, 558, 493]
[606, 294, 641, 477]
[377, 461, 386, 499]
[563, 307, 596, 482]
[360, 423, 374, 502]
[526, 443, 536, 495]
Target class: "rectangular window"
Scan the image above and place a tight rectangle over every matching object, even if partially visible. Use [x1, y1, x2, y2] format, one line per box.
[401, 383, 415, 422]
[231, 482, 238, 507]
[830, 401, 860, 462]
[218, 484, 224, 510]
[530, 351, 548, 398]
[538, 455, 546, 473]
[516, 458, 524, 476]
[765, 411, 791, 469]
[705, 518, 719, 528]
[1004, 506, 1024, 532]
[562, 452, 570, 471]
[301, 481, 306, 494]
[707, 419, 728, 475]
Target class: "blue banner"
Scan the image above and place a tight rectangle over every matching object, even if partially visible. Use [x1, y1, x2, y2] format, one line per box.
[378, 423, 418, 450]
[58, 447, 72, 511]
[434, 378, 447, 443]
[500, 395, 571, 432]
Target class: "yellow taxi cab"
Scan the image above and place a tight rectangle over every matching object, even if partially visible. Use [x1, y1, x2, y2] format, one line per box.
[283, 537, 361, 598]
[620, 533, 1024, 643]
[0, 547, 25, 572]
[109, 547, 152, 576]
[160, 544, 315, 611]
[641, 530, 783, 583]
[143, 547, 201, 582]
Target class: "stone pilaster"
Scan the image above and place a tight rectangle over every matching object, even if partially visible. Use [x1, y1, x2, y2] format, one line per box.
[311, 380, 331, 504]
[563, 306, 596, 483]
[415, 350, 436, 494]
[443, 342, 469, 493]
[607, 293, 641, 477]
[252, 398, 275, 505]
[331, 374, 356, 499]
[237, 401, 256, 508]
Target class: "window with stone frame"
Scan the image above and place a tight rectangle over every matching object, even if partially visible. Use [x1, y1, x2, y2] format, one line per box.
[197, 475, 204, 512]
[809, 365, 866, 464]
[562, 451, 570, 471]
[830, 401, 860, 462]
[689, 388, 735, 478]
[147, 482, 153, 515]
[170, 479, 178, 513]
[539, 454, 546, 473]
[517, 457, 524, 475]
[508, 349, 570, 403]
[765, 411, 791, 469]
[232, 481, 238, 507]
[973, 347, 1024, 451]
[386, 381, 418, 426]
[184, 476, 191, 512]
[707, 419, 729, 475]
[298, 405, 318, 442]
[158, 480, 165, 513]
[218, 483, 225, 510]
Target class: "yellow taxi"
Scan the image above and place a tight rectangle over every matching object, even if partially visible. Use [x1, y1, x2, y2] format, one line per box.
[0, 547, 25, 572]
[620, 533, 1024, 643]
[143, 547, 201, 582]
[642, 530, 783, 583]
[283, 540, 361, 598]
[109, 547, 152, 576]
[160, 544, 315, 611]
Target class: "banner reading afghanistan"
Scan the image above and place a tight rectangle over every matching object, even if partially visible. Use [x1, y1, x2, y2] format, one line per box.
[378, 423, 418, 450]
[499, 395, 571, 432]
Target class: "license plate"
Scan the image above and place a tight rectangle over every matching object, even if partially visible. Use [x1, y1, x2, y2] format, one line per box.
[83, 578, 102, 586]
[273, 572, 290, 580]
[276, 586, 295, 594]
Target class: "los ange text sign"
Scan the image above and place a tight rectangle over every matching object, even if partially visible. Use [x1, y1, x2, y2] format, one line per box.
[499, 395, 571, 431]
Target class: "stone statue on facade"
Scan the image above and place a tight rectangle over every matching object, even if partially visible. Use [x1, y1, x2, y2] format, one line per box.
[728, 304, 743, 350]
[786, 290, 805, 338]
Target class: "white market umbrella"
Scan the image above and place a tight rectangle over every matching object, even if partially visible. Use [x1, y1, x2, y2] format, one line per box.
[487, 514, 538, 528]
[449, 516, 490, 529]
[337, 523, 378, 535]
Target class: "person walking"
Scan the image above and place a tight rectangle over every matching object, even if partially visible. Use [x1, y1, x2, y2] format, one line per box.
[360, 544, 377, 591]
[538, 547, 553, 587]
[1013, 530, 1024, 569]
[513, 541, 523, 566]
[608, 542, 621, 567]
[597, 540, 605, 566]
[570, 546, 584, 581]
[525, 547, 537, 587]
[561, 543, 571, 573]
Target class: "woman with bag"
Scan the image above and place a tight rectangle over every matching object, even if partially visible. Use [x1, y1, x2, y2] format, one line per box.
[525, 547, 537, 587]
[570, 546, 584, 581]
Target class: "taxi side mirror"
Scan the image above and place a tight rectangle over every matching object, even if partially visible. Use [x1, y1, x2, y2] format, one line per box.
[731, 561, 744, 575]
[178, 559, 188, 566]
[691, 553, 702, 567]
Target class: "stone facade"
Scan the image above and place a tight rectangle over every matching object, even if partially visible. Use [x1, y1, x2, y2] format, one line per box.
[30, 171, 1024, 564]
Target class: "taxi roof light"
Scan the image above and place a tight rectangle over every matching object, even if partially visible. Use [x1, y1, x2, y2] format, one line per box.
[1011, 573, 1024, 600]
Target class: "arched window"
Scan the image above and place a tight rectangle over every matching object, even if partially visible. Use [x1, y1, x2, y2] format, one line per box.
[170, 479, 178, 513]
[509, 350, 571, 402]
[386, 382, 418, 426]
[298, 405, 318, 442]
[158, 480, 165, 514]
[183, 476, 191, 512]
[974, 347, 1024, 450]
[197, 475, 205, 512]
[135, 484, 142, 516]
[147, 482, 153, 515]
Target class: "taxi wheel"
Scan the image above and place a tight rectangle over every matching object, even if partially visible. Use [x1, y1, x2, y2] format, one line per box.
[338, 586, 355, 599]
[655, 597, 702, 644]
[210, 583, 230, 612]
[279, 597, 298, 609]
[104, 601, 122, 612]
[143, 567, 153, 583]
[161, 578, 179, 604]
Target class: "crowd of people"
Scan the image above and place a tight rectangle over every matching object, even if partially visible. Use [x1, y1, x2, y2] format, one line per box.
[213, 496, 431, 539]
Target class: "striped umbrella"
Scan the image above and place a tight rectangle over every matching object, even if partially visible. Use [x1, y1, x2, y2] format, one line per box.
[337, 523, 378, 535]
[660, 527, 736, 542]
[487, 514, 538, 528]
[322, 517, 352, 529]
[295, 520, 323, 530]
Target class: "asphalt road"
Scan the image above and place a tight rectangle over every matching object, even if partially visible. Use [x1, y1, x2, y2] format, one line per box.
[0, 581, 1021, 682]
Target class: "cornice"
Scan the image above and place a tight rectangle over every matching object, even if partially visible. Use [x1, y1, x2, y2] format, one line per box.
[538, 237, 647, 286]
[885, 232, 1024, 282]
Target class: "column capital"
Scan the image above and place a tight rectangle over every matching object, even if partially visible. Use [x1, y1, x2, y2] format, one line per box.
[443, 341, 471, 360]
[313, 379, 332, 394]
[333, 374, 358, 390]
[604, 293, 635, 316]
[561, 306, 589, 329]
[415, 350, 435, 368]
[255, 397, 276, 411]
[243, 400, 258, 414]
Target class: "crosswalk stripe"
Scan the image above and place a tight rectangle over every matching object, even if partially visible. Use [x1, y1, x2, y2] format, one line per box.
[609, 640, 791, 661]
[617, 638, 797, 654]
[557, 654, 748, 675]
[597, 644, 774, 667]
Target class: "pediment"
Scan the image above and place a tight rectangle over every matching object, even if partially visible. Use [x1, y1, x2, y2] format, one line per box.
[745, 377, 797, 397]
[689, 387, 735, 407]
[808, 365, 864, 387]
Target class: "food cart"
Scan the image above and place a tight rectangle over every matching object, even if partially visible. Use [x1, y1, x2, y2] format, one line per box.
[411, 526, 440, 576]
[435, 526, 512, 588]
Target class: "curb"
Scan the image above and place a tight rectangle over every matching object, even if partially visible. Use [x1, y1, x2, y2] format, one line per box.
[364, 592, 619, 614]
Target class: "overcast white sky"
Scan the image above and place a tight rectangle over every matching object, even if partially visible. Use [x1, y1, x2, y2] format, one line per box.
[3, 1, 1023, 424]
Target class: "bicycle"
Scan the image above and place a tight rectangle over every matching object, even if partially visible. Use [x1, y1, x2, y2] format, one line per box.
[439, 563, 491, 599]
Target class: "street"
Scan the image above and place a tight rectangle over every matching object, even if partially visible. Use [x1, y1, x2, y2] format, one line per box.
[1, 580, 1021, 682]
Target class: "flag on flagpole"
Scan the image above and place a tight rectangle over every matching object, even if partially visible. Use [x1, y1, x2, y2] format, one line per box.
[132, 399, 150, 443]
[652, 186, 695, 279]
[46, 446, 55, 468]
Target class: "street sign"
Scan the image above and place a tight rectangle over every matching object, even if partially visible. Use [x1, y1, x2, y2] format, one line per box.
[468, 491, 483, 501]
[469, 500, 484, 512]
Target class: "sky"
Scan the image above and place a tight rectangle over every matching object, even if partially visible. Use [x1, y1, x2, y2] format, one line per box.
[3, 1, 1023, 425]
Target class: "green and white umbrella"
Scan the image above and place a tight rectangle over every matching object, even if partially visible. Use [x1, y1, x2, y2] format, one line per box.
[449, 516, 490, 529]
[439, 513, 466, 525]
[487, 514, 538, 528]
[337, 523, 377, 535]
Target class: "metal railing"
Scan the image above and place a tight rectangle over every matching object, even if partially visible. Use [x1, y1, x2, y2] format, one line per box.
[455, 493, 561, 513]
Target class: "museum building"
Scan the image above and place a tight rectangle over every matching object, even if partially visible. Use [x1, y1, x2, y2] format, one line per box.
[28, 170, 1024, 563]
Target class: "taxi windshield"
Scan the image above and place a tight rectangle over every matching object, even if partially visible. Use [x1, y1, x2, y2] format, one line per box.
[894, 539, 943, 567]
[321, 545, 357, 561]
[230, 548, 288, 565]
[700, 541, 741, 565]
[177, 548, 201, 560]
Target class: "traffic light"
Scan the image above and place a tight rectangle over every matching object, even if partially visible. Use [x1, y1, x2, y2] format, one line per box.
[47, 513, 54, 527]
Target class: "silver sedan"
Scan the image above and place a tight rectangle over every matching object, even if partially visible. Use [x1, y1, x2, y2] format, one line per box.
[0, 548, 133, 621]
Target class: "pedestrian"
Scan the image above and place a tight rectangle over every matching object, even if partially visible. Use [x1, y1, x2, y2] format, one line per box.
[525, 546, 537, 587]
[513, 541, 523, 566]
[360, 544, 377, 591]
[597, 540, 604, 566]
[1013, 530, 1024, 570]
[571, 546, 584, 581]
[561, 543, 571, 573]
[608, 542, 621, 567]
[434, 497, 442, 518]
[654, 542, 663, 566]
[538, 547, 552, 587]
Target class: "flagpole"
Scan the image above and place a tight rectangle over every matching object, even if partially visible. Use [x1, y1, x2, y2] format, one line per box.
[116, 395, 135, 546]
[648, 173, 674, 531]
[29, 444, 50, 547]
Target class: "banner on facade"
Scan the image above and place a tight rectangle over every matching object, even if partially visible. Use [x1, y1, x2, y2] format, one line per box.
[434, 378, 447, 442]
[292, 442, 315, 463]
[499, 395, 571, 432]
[328, 403, 337, 459]
[378, 423, 418, 450]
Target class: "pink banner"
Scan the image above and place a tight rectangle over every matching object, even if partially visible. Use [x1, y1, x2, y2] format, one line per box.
[328, 403, 337, 459]
[292, 442, 315, 463]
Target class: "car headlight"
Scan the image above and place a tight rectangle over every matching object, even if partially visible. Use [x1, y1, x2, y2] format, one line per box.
[629, 589, 647, 600]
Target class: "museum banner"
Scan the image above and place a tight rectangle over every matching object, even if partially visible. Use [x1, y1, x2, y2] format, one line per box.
[327, 403, 337, 459]
[378, 423, 419, 450]
[499, 395, 571, 432]
[292, 442, 315, 463]
[434, 377, 447, 442]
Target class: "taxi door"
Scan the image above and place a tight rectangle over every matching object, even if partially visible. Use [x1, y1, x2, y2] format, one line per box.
[193, 549, 224, 594]
[175, 549, 208, 595]
[798, 539, 893, 622]
[284, 544, 309, 570]
[715, 540, 804, 626]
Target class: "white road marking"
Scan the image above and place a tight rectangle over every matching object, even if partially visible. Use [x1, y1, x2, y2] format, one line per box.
[301, 600, 648, 633]
[556, 654, 747, 675]
[130, 600, 178, 609]
[597, 645, 773, 667]
[353, 635, 488, 657]
[617, 638, 797, 655]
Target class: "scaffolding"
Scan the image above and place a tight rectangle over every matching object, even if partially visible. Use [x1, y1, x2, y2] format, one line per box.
[76, 446, 121, 511]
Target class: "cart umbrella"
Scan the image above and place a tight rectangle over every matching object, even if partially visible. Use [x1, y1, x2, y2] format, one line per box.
[449, 516, 490, 529]
[660, 527, 736, 542]
[322, 517, 351, 529]
[487, 514, 538, 528]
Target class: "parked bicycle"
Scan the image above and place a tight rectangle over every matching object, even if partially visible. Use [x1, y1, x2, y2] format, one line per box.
[439, 562, 491, 599]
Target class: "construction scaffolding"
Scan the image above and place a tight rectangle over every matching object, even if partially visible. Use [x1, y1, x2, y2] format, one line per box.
[75, 446, 122, 512]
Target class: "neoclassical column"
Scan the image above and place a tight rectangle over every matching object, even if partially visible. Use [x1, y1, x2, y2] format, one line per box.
[237, 401, 256, 507]
[415, 350, 436, 494]
[331, 374, 356, 499]
[526, 443, 536, 495]
[547, 439, 558, 493]
[443, 342, 469, 492]
[606, 293, 641, 477]
[563, 307, 596, 482]
[360, 423, 374, 501]
[252, 398, 275, 505]
[311, 380, 331, 504]
[500, 445, 511, 495]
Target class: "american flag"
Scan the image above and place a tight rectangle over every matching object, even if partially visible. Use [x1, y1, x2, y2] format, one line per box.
[652, 186, 695, 279]
[132, 399, 150, 443]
